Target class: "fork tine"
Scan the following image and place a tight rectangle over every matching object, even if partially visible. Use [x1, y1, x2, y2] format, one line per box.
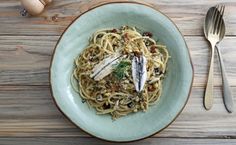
[218, 5, 225, 34]
[209, 5, 218, 33]
[215, 5, 225, 34]
[213, 5, 222, 34]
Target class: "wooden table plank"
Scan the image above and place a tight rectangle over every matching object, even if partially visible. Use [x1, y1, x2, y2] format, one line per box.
[1, 0, 236, 143]
[0, 137, 235, 145]
[0, 0, 236, 36]
[0, 85, 235, 138]
[0, 36, 56, 85]
[1, 36, 236, 86]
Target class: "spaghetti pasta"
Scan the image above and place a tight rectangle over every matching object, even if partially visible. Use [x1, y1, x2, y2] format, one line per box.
[73, 26, 169, 119]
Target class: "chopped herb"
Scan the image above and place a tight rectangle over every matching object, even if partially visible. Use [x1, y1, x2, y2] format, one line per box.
[113, 60, 130, 80]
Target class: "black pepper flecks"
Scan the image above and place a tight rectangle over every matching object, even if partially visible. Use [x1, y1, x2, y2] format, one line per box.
[127, 102, 135, 108]
[82, 99, 86, 103]
[103, 103, 111, 109]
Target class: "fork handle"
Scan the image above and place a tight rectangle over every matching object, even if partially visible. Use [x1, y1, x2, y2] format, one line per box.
[216, 45, 234, 113]
[204, 43, 215, 110]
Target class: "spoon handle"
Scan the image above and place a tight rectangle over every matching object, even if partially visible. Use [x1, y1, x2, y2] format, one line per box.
[204, 43, 215, 110]
[216, 45, 234, 113]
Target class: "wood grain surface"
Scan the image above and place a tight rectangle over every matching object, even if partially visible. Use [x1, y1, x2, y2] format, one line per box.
[0, 85, 235, 138]
[0, 138, 236, 145]
[0, 36, 235, 86]
[0, 0, 236, 36]
[0, 0, 236, 144]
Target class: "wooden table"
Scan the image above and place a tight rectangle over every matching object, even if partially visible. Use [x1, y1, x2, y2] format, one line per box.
[0, 0, 236, 144]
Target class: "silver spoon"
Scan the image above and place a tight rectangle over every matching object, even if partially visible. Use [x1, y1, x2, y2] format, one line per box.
[204, 5, 234, 112]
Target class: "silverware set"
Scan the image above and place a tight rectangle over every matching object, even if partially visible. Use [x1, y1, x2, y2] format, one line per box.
[203, 5, 234, 112]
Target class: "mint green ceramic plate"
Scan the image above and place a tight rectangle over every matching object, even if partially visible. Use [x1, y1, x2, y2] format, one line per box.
[50, 2, 193, 142]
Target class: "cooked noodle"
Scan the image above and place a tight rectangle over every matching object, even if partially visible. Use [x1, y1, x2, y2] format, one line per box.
[73, 26, 169, 119]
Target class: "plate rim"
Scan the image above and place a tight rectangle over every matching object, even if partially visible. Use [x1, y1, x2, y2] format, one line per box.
[49, 1, 194, 143]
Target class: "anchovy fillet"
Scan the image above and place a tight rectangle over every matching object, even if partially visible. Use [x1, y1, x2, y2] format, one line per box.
[132, 55, 147, 92]
[90, 53, 122, 81]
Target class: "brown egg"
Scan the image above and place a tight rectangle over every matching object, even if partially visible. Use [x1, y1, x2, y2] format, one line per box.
[20, 0, 52, 16]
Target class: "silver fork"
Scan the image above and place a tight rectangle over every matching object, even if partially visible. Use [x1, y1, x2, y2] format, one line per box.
[203, 5, 226, 110]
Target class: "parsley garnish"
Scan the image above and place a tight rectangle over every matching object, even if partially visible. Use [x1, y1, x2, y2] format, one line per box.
[113, 60, 130, 80]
